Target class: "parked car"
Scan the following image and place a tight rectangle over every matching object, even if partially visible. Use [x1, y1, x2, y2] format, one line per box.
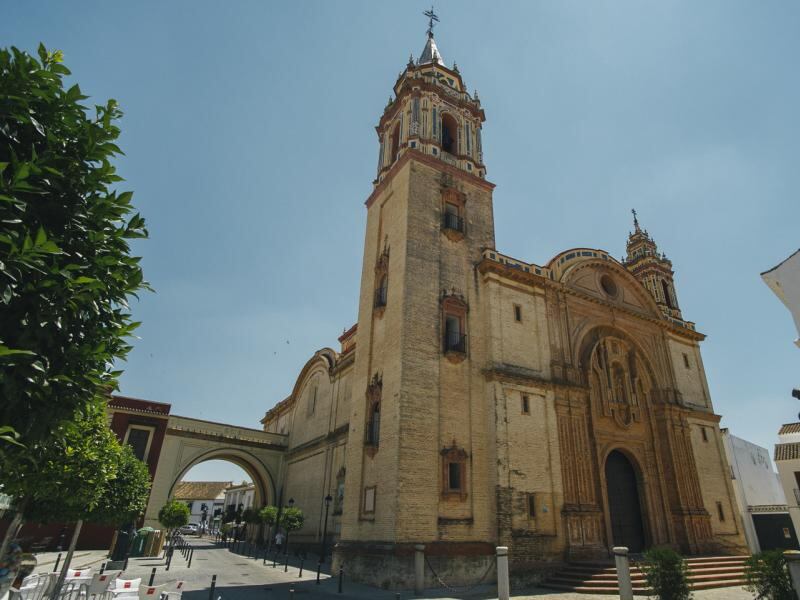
[179, 524, 199, 534]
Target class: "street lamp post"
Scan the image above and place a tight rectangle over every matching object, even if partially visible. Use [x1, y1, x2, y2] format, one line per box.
[285, 498, 294, 556]
[318, 494, 333, 580]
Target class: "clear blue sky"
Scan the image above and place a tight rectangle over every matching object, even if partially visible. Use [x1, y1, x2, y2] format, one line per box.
[6, 1, 799, 482]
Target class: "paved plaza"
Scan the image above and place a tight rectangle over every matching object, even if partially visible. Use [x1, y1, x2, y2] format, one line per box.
[31, 539, 756, 600]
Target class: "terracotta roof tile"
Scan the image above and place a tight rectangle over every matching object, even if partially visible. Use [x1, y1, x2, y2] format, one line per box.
[173, 481, 232, 501]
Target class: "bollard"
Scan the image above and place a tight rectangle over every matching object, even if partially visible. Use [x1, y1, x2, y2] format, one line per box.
[298, 558, 304, 577]
[208, 575, 216, 600]
[284, 553, 289, 573]
[100, 562, 106, 575]
[414, 544, 425, 596]
[263, 548, 267, 566]
[337, 566, 343, 594]
[188, 548, 194, 569]
[273, 553, 277, 568]
[53, 553, 62, 573]
[124, 556, 129, 571]
[784, 551, 800, 596]
[149, 568, 156, 586]
[613, 547, 633, 600]
[496, 546, 510, 600]
[316, 562, 321, 585]
[166, 547, 173, 571]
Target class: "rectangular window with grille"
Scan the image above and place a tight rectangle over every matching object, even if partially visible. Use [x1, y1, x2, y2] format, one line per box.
[716, 501, 725, 521]
[522, 394, 530, 414]
[448, 462, 461, 491]
[528, 494, 536, 518]
[514, 304, 522, 322]
[125, 427, 152, 462]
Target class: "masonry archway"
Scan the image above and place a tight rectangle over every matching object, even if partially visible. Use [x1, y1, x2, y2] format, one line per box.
[168, 449, 274, 508]
[142, 415, 287, 529]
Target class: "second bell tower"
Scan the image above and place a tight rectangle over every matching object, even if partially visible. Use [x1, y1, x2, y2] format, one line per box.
[335, 17, 500, 587]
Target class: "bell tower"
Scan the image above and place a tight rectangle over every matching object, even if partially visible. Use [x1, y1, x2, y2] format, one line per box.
[624, 210, 684, 321]
[335, 11, 498, 587]
[375, 12, 487, 183]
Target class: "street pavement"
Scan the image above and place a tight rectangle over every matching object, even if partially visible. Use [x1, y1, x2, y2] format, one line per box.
[31, 539, 756, 600]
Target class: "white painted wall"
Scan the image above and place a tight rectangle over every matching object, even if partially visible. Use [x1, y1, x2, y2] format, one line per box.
[723, 431, 786, 552]
[762, 249, 800, 349]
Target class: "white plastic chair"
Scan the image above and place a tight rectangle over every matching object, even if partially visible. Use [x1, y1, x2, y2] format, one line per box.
[161, 581, 184, 600]
[57, 580, 87, 600]
[109, 578, 140, 600]
[66, 569, 93, 581]
[83, 571, 121, 600]
[136, 584, 168, 600]
[15, 573, 55, 600]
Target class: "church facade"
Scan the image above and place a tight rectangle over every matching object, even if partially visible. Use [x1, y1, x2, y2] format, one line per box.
[260, 27, 746, 587]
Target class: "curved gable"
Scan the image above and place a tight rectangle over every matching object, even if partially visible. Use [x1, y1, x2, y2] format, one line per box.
[553, 250, 662, 319]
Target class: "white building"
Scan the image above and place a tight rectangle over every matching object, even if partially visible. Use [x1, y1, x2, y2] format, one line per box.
[222, 481, 256, 516]
[762, 248, 800, 349]
[773, 423, 800, 549]
[172, 481, 230, 529]
[722, 430, 795, 552]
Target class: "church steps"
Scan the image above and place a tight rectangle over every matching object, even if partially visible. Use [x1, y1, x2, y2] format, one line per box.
[542, 556, 749, 595]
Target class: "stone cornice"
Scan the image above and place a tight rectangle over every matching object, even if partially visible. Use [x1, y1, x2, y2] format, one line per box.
[483, 365, 586, 394]
[366, 150, 495, 209]
[166, 428, 288, 452]
[286, 423, 349, 458]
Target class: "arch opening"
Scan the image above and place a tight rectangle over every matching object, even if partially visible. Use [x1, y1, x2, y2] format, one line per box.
[389, 122, 400, 163]
[441, 113, 458, 154]
[604, 450, 646, 552]
[168, 449, 276, 534]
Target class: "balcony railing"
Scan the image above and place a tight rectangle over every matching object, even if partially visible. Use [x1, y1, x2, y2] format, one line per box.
[443, 331, 467, 354]
[374, 286, 388, 309]
[442, 213, 465, 233]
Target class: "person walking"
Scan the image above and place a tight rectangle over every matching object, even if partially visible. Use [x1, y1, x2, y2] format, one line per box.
[274, 531, 284, 554]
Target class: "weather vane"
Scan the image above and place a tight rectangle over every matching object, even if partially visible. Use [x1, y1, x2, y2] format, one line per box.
[631, 208, 639, 230]
[424, 6, 439, 38]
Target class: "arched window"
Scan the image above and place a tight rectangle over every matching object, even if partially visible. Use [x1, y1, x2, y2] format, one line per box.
[661, 280, 674, 309]
[441, 113, 458, 154]
[389, 121, 400, 163]
[374, 274, 388, 308]
[368, 402, 380, 445]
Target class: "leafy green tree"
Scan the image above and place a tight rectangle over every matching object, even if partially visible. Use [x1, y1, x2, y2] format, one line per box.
[259, 505, 278, 547]
[744, 550, 795, 600]
[640, 547, 692, 600]
[241, 507, 260, 541]
[89, 444, 151, 526]
[158, 500, 190, 542]
[0, 402, 119, 558]
[0, 43, 148, 459]
[280, 507, 305, 533]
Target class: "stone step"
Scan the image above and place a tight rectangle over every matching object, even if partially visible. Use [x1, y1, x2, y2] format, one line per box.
[542, 555, 750, 595]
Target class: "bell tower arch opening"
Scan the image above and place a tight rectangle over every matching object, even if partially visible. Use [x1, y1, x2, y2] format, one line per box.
[441, 113, 458, 154]
[604, 450, 646, 553]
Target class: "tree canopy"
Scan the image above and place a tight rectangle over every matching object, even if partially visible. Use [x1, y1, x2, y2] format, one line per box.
[158, 500, 190, 530]
[258, 505, 277, 525]
[280, 507, 304, 532]
[0, 43, 148, 454]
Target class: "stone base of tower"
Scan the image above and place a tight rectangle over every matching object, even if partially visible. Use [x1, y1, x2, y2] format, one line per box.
[331, 541, 496, 590]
